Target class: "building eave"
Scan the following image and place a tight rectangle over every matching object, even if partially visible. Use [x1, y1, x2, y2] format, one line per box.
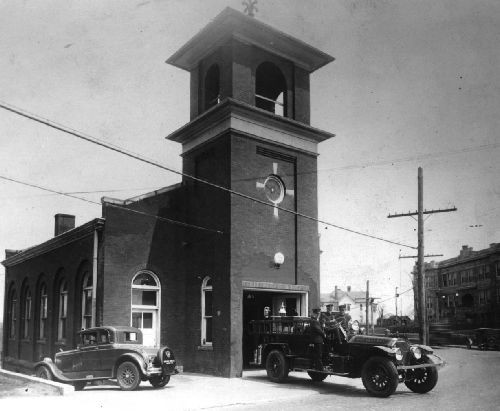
[166, 7, 334, 73]
[2, 218, 105, 267]
[165, 98, 334, 156]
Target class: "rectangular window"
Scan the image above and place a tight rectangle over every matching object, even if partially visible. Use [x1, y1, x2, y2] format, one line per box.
[132, 289, 157, 306]
[40, 294, 47, 339]
[58, 292, 68, 340]
[23, 295, 32, 339]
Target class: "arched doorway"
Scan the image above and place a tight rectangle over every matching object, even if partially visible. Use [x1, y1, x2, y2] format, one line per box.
[131, 271, 160, 347]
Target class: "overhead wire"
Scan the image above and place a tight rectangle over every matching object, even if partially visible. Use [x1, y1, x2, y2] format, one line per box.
[0, 175, 223, 235]
[0, 100, 415, 249]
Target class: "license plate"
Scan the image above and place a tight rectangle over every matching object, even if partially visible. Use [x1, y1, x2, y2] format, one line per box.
[164, 360, 175, 364]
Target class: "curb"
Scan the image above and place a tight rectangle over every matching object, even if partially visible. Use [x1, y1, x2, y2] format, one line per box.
[0, 368, 74, 396]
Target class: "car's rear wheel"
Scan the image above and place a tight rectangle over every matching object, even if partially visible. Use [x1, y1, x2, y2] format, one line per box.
[35, 365, 53, 381]
[149, 374, 170, 388]
[307, 371, 327, 382]
[404, 359, 438, 393]
[361, 356, 399, 397]
[117, 361, 141, 391]
[73, 381, 87, 391]
[265, 350, 289, 383]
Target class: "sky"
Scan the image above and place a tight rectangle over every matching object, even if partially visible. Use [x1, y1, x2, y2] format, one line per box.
[0, 0, 499, 318]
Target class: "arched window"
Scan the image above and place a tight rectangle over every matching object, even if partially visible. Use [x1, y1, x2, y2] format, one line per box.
[39, 283, 48, 339]
[255, 62, 287, 116]
[131, 271, 160, 347]
[81, 272, 93, 329]
[204, 64, 221, 110]
[21, 286, 32, 340]
[8, 288, 17, 339]
[57, 279, 68, 341]
[201, 277, 213, 346]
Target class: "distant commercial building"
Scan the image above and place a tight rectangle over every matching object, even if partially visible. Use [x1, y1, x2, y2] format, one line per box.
[414, 244, 500, 328]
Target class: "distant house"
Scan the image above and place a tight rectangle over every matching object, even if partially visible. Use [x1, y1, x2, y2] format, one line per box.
[320, 286, 380, 326]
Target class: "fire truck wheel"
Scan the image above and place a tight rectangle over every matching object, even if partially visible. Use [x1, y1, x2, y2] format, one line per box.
[404, 359, 438, 393]
[361, 356, 399, 397]
[265, 349, 289, 383]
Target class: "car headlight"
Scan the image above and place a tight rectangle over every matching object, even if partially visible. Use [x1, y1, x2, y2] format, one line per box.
[410, 346, 422, 360]
[394, 348, 403, 361]
[164, 350, 171, 359]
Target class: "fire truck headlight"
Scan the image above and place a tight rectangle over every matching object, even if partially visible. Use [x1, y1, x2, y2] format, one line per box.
[410, 346, 422, 360]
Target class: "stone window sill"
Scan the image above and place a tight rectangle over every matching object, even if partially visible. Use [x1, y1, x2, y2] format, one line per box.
[197, 345, 213, 351]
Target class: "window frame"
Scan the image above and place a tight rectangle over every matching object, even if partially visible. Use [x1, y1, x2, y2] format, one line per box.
[39, 283, 48, 340]
[57, 279, 68, 341]
[81, 271, 93, 330]
[22, 287, 32, 340]
[201, 276, 213, 347]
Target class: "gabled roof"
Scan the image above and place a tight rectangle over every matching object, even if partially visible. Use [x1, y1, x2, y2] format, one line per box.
[166, 7, 334, 73]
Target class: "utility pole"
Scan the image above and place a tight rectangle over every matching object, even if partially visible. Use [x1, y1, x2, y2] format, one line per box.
[366, 280, 369, 332]
[388, 167, 457, 345]
[395, 287, 399, 322]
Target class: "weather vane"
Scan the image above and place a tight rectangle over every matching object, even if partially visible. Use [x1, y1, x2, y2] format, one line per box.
[242, 0, 258, 17]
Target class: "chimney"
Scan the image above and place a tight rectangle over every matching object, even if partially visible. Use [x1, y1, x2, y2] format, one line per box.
[334, 286, 338, 300]
[54, 214, 75, 236]
[5, 249, 20, 259]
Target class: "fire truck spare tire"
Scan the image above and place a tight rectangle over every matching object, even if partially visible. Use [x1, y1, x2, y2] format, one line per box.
[307, 371, 327, 382]
[361, 356, 399, 397]
[404, 359, 438, 393]
[265, 349, 289, 383]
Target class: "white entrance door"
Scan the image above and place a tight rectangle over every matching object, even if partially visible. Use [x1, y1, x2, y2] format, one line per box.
[132, 310, 157, 347]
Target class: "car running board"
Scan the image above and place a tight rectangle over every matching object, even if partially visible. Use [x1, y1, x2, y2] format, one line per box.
[292, 367, 349, 376]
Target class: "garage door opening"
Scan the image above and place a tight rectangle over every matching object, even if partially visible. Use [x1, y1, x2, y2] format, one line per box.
[242, 289, 307, 369]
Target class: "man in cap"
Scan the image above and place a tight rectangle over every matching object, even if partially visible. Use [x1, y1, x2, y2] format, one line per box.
[309, 308, 326, 371]
[335, 304, 351, 331]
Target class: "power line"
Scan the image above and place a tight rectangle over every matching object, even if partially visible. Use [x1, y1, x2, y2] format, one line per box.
[0, 175, 223, 235]
[378, 286, 413, 305]
[0, 100, 415, 249]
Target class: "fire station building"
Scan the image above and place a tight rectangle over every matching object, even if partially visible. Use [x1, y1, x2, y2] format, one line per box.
[2, 8, 334, 377]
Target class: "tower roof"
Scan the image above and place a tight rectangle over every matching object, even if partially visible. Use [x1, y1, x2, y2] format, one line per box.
[166, 7, 334, 73]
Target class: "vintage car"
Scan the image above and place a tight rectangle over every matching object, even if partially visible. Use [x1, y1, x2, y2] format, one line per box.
[465, 328, 500, 350]
[34, 326, 178, 391]
[249, 316, 444, 397]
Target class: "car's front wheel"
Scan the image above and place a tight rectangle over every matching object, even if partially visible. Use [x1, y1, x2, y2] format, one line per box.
[265, 350, 289, 383]
[149, 374, 170, 388]
[117, 361, 141, 391]
[361, 356, 399, 397]
[35, 365, 53, 381]
[404, 359, 438, 393]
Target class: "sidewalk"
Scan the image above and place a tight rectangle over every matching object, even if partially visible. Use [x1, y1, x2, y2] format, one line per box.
[0, 369, 335, 410]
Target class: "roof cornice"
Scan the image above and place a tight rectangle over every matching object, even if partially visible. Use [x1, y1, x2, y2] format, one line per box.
[2, 218, 105, 267]
[166, 7, 334, 73]
[166, 98, 334, 156]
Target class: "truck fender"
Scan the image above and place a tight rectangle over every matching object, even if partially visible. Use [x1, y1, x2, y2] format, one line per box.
[262, 343, 291, 358]
[372, 345, 397, 357]
[113, 353, 148, 378]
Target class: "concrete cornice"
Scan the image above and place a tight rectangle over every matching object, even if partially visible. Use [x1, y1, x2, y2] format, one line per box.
[166, 98, 334, 156]
[2, 218, 105, 267]
[166, 7, 334, 73]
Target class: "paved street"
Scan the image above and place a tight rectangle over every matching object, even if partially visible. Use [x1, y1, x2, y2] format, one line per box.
[1, 347, 499, 410]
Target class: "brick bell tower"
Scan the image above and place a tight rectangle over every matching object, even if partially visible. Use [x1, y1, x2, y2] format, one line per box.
[166, 7, 334, 377]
